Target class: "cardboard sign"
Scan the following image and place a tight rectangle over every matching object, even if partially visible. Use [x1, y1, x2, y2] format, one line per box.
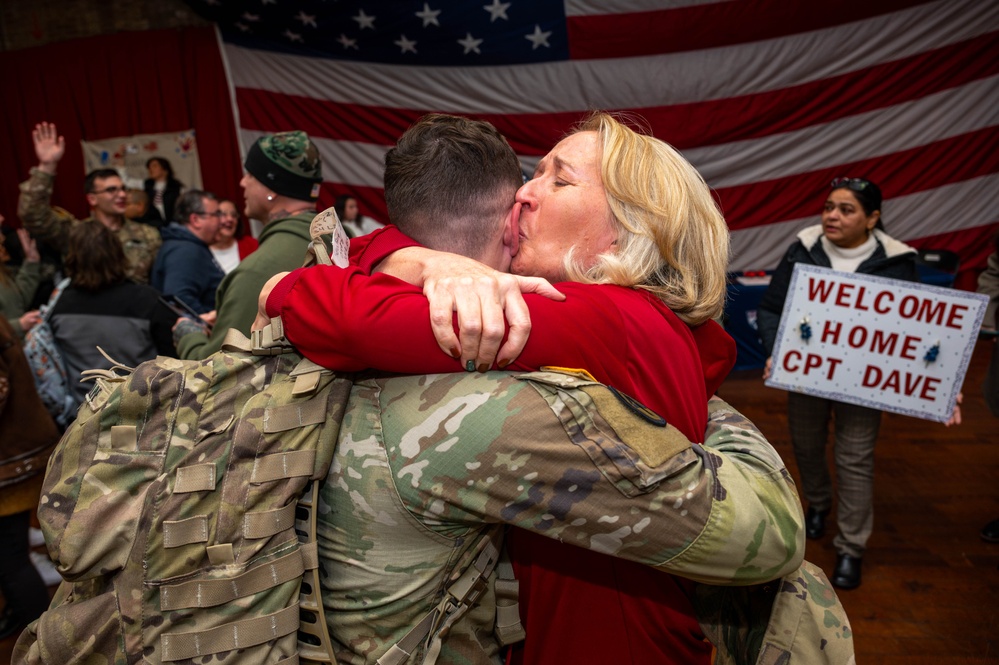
[765, 264, 988, 422]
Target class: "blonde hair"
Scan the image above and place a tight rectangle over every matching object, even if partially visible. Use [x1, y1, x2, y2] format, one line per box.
[562, 112, 729, 326]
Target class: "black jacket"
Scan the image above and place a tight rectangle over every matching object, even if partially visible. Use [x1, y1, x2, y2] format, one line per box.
[49, 281, 177, 410]
[140, 178, 182, 228]
[757, 225, 919, 355]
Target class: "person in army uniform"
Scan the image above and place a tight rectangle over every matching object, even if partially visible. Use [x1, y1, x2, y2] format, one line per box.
[173, 130, 322, 360]
[257, 114, 810, 664]
[18, 122, 162, 285]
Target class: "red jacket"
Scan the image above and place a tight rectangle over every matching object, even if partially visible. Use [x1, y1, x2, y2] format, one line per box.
[267, 225, 737, 664]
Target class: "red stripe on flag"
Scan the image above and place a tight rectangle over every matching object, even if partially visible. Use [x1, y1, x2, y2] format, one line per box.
[235, 34, 996, 154]
[718, 127, 999, 230]
[566, 0, 935, 60]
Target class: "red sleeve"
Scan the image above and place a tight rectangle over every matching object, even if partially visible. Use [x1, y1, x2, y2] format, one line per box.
[270, 263, 466, 373]
[266, 224, 422, 328]
[268, 265, 631, 375]
[272, 268, 651, 376]
[348, 225, 420, 272]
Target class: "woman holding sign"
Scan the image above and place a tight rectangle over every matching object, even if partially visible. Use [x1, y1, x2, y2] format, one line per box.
[758, 177, 919, 589]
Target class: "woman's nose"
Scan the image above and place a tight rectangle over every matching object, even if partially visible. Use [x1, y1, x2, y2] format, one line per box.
[516, 181, 536, 209]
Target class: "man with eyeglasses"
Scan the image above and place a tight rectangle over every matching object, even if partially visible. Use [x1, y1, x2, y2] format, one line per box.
[17, 122, 162, 284]
[151, 190, 225, 317]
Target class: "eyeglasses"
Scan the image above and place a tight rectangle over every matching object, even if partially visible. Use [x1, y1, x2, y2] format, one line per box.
[196, 211, 223, 218]
[830, 177, 872, 192]
[92, 185, 127, 195]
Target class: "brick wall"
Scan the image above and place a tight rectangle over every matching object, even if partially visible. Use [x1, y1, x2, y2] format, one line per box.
[0, 0, 208, 51]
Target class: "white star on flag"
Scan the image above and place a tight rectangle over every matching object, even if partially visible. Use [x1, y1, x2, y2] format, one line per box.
[295, 11, 317, 28]
[284, 30, 303, 43]
[458, 32, 483, 54]
[337, 34, 358, 50]
[525, 24, 551, 49]
[395, 35, 418, 54]
[415, 3, 441, 28]
[483, 0, 511, 22]
[353, 10, 376, 30]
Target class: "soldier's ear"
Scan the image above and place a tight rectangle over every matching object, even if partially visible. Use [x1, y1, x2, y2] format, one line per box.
[502, 203, 520, 257]
[86, 192, 99, 208]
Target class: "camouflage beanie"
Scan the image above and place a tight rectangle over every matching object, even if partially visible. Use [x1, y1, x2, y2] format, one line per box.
[244, 131, 323, 201]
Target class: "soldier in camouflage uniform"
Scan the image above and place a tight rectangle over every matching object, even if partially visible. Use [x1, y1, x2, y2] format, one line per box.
[17, 122, 161, 285]
[173, 130, 322, 360]
[319, 371, 806, 664]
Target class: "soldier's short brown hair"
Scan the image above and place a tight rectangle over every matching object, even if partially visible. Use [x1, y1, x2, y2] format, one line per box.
[383, 114, 523, 259]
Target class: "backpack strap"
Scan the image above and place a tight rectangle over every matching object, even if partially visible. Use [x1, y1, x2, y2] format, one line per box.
[493, 539, 526, 647]
[39, 276, 71, 323]
[377, 527, 507, 665]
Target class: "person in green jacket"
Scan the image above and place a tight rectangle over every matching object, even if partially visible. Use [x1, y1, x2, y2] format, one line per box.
[173, 131, 322, 359]
[0, 221, 43, 339]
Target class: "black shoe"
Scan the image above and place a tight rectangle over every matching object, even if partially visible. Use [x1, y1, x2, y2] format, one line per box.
[981, 518, 999, 543]
[805, 506, 829, 540]
[831, 554, 862, 590]
[0, 606, 25, 641]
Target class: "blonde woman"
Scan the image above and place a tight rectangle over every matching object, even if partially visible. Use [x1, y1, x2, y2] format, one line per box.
[262, 113, 747, 665]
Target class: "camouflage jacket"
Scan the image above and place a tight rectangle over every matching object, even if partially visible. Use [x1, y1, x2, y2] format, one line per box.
[320, 370, 806, 665]
[18, 168, 161, 284]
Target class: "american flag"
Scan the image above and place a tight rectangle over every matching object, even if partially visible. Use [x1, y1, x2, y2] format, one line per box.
[189, 0, 999, 278]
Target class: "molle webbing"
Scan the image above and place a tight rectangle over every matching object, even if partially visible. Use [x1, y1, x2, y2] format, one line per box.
[161, 604, 301, 662]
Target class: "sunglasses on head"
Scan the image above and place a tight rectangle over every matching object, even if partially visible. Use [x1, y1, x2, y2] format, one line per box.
[830, 177, 873, 192]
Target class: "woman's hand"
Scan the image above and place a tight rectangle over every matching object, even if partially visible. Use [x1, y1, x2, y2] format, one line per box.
[762, 356, 773, 381]
[19, 310, 42, 332]
[377, 248, 564, 371]
[17, 229, 40, 263]
[944, 392, 963, 427]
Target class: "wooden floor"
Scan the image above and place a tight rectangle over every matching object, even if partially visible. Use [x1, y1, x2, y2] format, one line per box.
[3, 339, 998, 663]
[715, 337, 999, 664]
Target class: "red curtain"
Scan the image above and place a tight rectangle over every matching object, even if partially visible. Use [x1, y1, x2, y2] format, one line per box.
[0, 26, 243, 228]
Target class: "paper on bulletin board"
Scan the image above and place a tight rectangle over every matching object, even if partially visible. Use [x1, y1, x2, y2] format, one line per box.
[81, 130, 202, 191]
[765, 264, 988, 422]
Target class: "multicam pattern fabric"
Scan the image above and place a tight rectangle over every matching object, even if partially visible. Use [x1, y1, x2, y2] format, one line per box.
[17, 168, 162, 284]
[319, 370, 810, 665]
[13, 339, 352, 665]
[696, 559, 855, 665]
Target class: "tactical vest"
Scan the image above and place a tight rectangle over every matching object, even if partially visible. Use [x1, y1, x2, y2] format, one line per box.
[13, 330, 351, 664]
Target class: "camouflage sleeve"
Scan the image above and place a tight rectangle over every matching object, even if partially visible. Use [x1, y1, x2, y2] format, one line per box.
[119, 222, 161, 285]
[372, 371, 804, 586]
[17, 168, 71, 253]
